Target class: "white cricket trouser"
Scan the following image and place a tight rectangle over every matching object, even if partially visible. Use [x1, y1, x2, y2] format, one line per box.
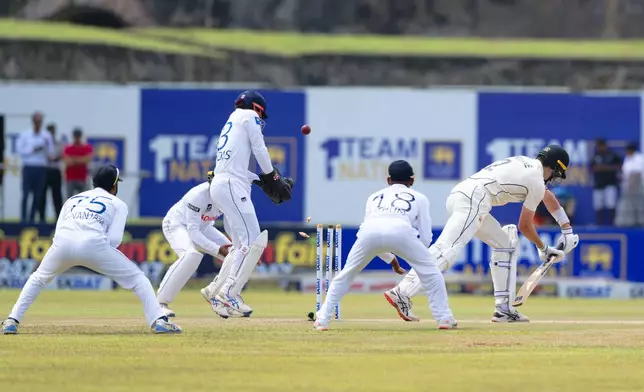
[318, 218, 453, 324]
[397, 178, 514, 298]
[210, 176, 261, 298]
[8, 239, 165, 327]
[157, 218, 231, 304]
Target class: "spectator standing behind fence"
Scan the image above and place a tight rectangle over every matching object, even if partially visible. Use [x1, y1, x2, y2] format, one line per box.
[38, 123, 64, 222]
[16, 112, 53, 225]
[591, 138, 622, 226]
[616, 142, 644, 227]
[63, 128, 93, 197]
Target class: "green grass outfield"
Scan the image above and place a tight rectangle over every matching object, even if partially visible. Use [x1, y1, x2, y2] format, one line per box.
[2, 18, 644, 60]
[1, 290, 644, 392]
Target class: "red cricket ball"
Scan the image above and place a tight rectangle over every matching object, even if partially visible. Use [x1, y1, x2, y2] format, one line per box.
[301, 125, 311, 135]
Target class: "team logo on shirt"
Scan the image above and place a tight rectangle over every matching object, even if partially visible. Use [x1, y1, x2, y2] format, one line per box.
[205, 204, 212, 212]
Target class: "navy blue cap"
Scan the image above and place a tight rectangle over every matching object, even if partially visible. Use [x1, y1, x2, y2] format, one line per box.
[388, 160, 414, 182]
[93, 164, 122, 190]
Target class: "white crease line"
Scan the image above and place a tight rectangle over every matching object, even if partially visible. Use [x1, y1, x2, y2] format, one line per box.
[335, 319, 644, 325]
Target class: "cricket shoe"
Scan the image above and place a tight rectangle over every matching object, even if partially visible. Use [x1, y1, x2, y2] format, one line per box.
[313, 320, 329, 331]
[2, 318, 19, 334]
[437, 318, 458, 330]
[384, 288, 420, 322]
[215, 293, 253, 317]
[200, 288, 230, 319]
[200, 282, 217, 301]
[152, 318, 182, 334]
[232, 294, 253, 317]
[160, 303, 176, 318]
[491, 308, 530, 323]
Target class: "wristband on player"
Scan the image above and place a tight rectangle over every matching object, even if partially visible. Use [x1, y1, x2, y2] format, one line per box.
[551, 207, 570, 227]
[561, 227, 573, 235]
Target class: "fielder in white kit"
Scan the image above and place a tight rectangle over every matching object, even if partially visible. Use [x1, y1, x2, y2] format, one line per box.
[157, 171, 239, 318]
[2, 165, 182, 334]
[315, 160, 457, 331]
[200, 91, 294, 314]
[384, 145, 580, 323]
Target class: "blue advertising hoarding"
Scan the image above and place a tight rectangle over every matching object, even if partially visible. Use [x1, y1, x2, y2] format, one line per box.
[477, 92, 641, 226]
[139, 89, 305, 222]
[0, 223, 641, 282]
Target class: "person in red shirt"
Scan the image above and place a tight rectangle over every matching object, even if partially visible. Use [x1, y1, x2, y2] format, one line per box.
[63, 128, 93, 198]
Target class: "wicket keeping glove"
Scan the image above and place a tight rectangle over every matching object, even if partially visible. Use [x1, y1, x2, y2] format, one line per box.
[556, 227, 579, 254]
[252, 169, 294, 205]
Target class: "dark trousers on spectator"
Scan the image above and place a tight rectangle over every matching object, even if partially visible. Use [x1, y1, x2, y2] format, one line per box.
[38, 168, 63, 222]
[66, 180, 87, 198]
[21, 165, 47, 225]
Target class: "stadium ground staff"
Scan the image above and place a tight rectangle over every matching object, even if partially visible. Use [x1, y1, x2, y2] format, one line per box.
[2, 165, 181, 335]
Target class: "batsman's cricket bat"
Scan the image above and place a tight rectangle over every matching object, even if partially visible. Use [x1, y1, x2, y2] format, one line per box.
[512, 244, 564, 307]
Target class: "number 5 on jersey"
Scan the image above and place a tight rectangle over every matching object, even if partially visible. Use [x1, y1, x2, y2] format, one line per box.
[69, 195, 109, 214]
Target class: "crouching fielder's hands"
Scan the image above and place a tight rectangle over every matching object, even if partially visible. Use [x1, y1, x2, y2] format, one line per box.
[537, 243, 565, 263]
[390, 257, 406, 275]
[556, 227, 579, 254]
[218, 244, 233, 257]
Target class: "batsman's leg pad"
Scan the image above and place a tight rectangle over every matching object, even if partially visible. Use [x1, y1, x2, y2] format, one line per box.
[489, 224, 520, 309]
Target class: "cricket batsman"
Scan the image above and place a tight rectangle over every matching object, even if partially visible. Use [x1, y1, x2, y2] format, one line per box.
[384, 145, 580, 323]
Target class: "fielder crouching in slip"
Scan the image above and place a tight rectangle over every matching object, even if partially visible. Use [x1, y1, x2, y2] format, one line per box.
[315, 160, 457, 331]
[2, 165, 181, 334]
[157, 170, 237, 318]
[384, 145, 580, 323]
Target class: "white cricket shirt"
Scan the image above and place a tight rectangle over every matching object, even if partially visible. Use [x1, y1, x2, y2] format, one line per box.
[214, 108, 273, 184]
[165, 182, 223, 255]
[362, 183, 433, 248]
[54, 187, 128, 247]
[469, 156, 546, 211]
